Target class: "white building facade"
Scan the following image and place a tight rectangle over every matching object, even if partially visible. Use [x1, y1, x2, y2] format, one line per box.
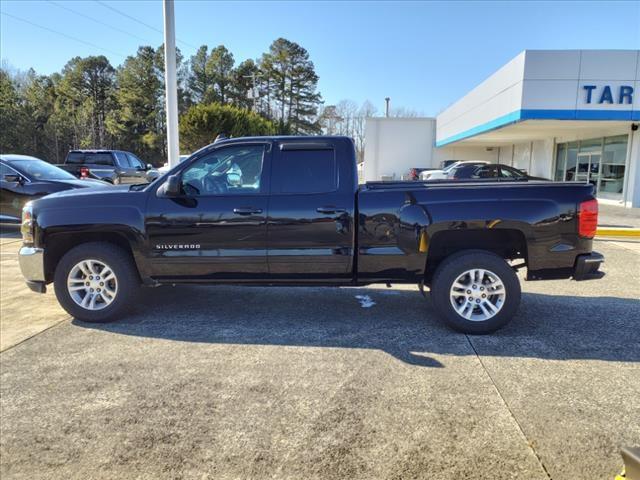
[364, 50, 640, 207]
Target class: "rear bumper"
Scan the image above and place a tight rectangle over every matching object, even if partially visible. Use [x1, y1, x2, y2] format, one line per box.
[573, 251, 604, 281]
[18, 246, 47, 293]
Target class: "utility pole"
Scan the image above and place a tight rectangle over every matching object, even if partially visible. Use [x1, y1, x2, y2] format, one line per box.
[385, 97, 390, 118]
[163, 0, 180, 168]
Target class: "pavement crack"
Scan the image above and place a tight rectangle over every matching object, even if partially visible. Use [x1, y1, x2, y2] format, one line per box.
[465, 334, 553, 480]
[0, 318, 69, 354]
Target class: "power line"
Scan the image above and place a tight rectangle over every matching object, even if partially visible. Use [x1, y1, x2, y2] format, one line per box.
[47, 0, 152, 44]
[94, 0, 198, 50]
[0, 11, 127, 58]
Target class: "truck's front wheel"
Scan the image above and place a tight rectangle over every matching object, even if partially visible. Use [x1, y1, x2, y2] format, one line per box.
[430, 250, 521, 334]
[54, 242, 139, 322]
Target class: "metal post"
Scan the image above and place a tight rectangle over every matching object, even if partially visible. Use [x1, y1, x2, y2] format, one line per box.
[385, 97, 390, 117]
[163, 0, 180, 168]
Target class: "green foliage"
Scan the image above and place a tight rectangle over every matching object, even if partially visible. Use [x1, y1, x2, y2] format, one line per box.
[180, 103, 275, 152]
[1, 37, 323, 164]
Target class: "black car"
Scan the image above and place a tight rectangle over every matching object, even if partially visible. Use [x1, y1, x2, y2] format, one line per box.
[449, 163, 549, 181]
[17, 136, 603, 334]
[0, 155, 107, 223]
[55, 150, 159, 184]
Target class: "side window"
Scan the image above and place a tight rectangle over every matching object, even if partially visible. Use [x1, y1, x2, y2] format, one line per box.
[1, 163, 12, 176]
[86, 153, 114, 166]
[273, 148, 337, 194]
[126, 153, 144, 169]
[114, 152, 130, 167]
[180, 145, 265, 196]
[500, 166, 524, 178]
[66, 152, 85, 164]
[474, 165, 498, 179]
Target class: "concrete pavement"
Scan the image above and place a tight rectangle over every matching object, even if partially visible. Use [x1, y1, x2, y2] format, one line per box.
[0, 237, 638, 479]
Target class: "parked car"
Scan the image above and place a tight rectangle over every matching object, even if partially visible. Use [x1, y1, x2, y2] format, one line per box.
[407, 167, 437, 181]
[1, 154, 107, 223]
[420, 161, 487, 180]
[440, 160, 459, 169]
[56, 150, 159, 184]
[158, 154, 191, 174]
[449, 163, 550, 181]
[17, 136, 603, 334]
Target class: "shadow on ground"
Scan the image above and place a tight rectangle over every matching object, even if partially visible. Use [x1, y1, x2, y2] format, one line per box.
[74, 284, 640, 367]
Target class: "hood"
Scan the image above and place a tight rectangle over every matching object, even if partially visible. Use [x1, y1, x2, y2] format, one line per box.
[41, 183, 132, 200]
[52, 178, 110, 188]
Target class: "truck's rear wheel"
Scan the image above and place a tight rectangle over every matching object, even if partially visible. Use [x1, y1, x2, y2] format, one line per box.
[430, 250, 521, 334]
[54, 242, 139, 322]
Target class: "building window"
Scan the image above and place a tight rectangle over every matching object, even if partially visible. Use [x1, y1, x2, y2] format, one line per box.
[554, 135, 628, 201]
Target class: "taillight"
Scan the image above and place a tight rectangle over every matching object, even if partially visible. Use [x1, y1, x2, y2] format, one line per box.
[578, 199, 598, 238]
[21, 203, 34, 245]
[80, 166, 90, 178]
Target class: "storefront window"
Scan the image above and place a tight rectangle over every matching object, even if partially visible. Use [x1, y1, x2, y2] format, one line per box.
[565, 142, 579, 181]
[600, 135, 628, 201]
[554, 144, 566, 181]
[555, 135, 628, 201]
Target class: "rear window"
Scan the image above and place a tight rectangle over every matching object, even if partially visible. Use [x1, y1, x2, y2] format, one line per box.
[273, 149, 337, 194]
[85, 153, 114, 166]
[66, 152, 85, 164]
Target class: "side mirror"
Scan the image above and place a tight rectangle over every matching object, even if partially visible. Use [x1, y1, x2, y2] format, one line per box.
[3, 174, 23, 183]
[158, 174, 181, 197]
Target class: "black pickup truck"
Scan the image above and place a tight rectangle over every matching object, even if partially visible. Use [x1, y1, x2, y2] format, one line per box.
[18, 136, 603, 334]
[56, 150, 159, 184]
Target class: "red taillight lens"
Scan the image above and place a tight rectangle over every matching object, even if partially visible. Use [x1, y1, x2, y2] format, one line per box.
[80, 167, 89, 178]
[578, 199, 598, 238]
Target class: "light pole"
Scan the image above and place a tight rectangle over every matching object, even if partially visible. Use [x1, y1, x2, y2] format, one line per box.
[385, 97, 390, 118]
[163, 0, 180, 168]
[243, 73, 258, 112]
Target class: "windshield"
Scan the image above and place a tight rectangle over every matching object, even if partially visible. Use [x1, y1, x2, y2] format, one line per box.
[443, 162, 461, 173]
[11, 160, 76, 181]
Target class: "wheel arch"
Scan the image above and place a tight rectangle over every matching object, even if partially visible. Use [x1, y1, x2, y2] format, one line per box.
[424, 229, 527, 283]
[43, 230, 141, 283]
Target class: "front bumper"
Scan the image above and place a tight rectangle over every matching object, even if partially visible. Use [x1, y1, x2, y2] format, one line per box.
[573, 251, 604, 280]
[18, 246, 47, 293]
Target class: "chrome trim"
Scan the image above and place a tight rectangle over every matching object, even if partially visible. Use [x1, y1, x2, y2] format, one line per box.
[18, 246, 45, 282]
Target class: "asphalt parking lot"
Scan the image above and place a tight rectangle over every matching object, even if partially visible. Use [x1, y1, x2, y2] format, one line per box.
[1, 227, 639, 480]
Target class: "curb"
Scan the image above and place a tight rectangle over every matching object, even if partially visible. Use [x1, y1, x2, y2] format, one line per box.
[596, 227, 640, 238]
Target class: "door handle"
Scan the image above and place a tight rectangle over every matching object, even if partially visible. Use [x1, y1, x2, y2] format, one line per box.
[316, 206, 347, 215]
[233, 207, 263, 215]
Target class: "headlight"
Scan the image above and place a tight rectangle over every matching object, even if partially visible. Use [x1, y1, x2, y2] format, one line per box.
[21, 203, 34, 245]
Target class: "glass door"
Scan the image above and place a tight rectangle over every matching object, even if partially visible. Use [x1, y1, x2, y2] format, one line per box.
[576, 152, 601, 188]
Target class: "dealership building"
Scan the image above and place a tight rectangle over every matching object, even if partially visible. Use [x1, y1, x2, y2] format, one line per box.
[364, 50, 640, 207]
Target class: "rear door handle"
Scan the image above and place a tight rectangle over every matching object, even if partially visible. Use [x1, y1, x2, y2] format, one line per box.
[233, 207, 263, 215]
[316, 206, 347, 215]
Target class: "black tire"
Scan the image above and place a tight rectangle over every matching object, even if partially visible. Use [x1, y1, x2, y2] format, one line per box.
[54, 242, 139, 322]
[430, 250, 521, 334]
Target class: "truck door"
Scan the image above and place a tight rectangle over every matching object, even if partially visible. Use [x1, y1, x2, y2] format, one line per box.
[144, 142, 271, 280]
[267, 140, 356, 282]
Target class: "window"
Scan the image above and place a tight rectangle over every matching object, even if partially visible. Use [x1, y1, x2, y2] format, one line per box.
[126, 153, 144, 169]
[66, 152, 85, 164]
[500, 166, 525, 178]
[471, 165, 498, 179]
[1, 163, 13, 177]
[554, 135, 628, 201]
[180, 145, 265, 196]
[273, 148, 337, 194]
[11, 160, 75, 180]
[114, 152, 130, 167]
[85, 153, 114, 166]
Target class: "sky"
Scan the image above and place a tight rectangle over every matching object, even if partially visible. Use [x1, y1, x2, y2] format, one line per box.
[1, 0, 639, 116]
